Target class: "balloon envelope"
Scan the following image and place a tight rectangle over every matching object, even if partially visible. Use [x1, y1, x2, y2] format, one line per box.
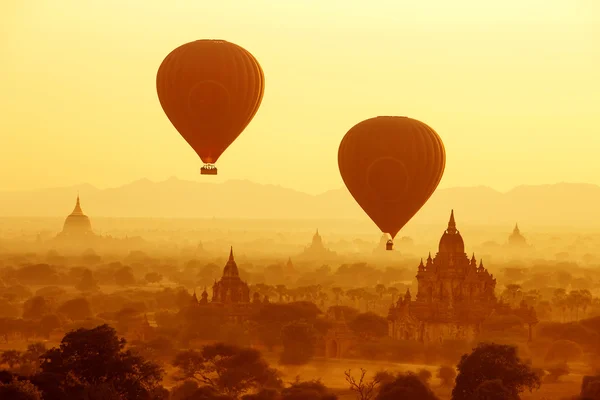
[338, 116, 446, 239]
[156, 40, 265, 173]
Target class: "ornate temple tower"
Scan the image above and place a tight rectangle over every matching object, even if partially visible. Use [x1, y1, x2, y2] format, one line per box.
[211, 247, 250, 304]
[58, 194, 94, 237]
[388, 210, 497, 343]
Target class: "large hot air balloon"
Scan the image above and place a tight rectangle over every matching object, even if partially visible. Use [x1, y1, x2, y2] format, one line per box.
[338, 116, 446, 250]
[156, 40, 265, 175]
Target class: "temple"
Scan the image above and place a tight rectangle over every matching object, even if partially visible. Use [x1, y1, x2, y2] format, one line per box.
[508, 223, 527, 247]
[211, 247, 250, 304]
[388, 210, 497, 343]
[297, 229, 337, 260]
[57, 195, 95, 238]
[188, 247, 255, 324]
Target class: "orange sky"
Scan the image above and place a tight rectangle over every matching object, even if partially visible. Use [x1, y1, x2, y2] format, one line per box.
[1, 0, 598, 195]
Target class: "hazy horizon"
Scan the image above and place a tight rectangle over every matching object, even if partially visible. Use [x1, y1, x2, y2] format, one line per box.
[4, 175, 600, 195]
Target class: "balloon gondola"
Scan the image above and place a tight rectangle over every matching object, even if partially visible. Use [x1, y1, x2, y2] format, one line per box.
[386, 239, 394, 251]
[156, 40, 265, 175]
[338, 116, 446, 250]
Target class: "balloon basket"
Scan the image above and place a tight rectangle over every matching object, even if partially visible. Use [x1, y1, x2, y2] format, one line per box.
[201, 164, 218, 175]
[386, 240, 394, 251]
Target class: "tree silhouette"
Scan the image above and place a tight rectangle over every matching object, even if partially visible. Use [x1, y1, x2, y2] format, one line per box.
[344, 368, 381, 400]
[280, 379, 337, 400]
[375, 372, 438, 400]
[75, 269, 99, 292]
[0, 378, 43, 400]
[471, 379, 519, 400]
[172, 343, 281, 398]
[451, 343, 541, 400]
[57, 297, 92, 321]
[38, 324, 163, 399]
[22, 296, 51, 320]
[1, 350, 21, 369]
[280, 321, 318, 365]
[349, 312, 388, 340]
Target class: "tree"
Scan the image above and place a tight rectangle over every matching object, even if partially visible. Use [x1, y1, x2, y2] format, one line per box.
[251, 302, 322, 349]
[280, 321, 318, 365]
[114, 267, 135, 286]
[1, 350, 21, 369]
[417, 369, 433, 385]
[172, 343, 282, 398]
[437, 365, 457, 388]
[470, 380, 519, 400]
[145, 272, 163, 284]
[57, 297, 93, 321]
[0, 378, 43, 400]
[375, 284, 386, 300]
[22, 296, 51, 320]
[375, 373, 438, 400]
[451, 343, 541, 400]
[281, 379, 337, 400]
[580, 375, 600, 399]
[345, 368, 381, 400]
[552, 289, 568, 322]
[170, 380, 201, 400]
[39, 324, 164, 399]
[501, 284, 523, 307]
[242, 389, 279, 400]
[75, 269, 99, 292]
[349, 313, 388, 340]
[39, 314, 61, 338]
[19, 343, 46, 375]
[331, 287, 344, 305]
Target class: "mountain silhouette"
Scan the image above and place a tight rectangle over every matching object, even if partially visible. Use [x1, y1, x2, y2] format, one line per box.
[1, 178, 599, 228]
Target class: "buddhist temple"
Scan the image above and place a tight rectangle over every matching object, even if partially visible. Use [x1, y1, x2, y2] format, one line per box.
[388, 210, 497, 343]
[297, 229, 337, 261]
[211, 247, 250, 304]
[508, 223, 528, 247]
[186, 247, 257, 325]
[58, 194, 94, 237]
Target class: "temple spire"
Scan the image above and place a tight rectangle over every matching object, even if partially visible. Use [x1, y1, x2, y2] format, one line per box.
[447, 209, 457, 234]
[71, 194, 84, 216]
[229, 246, 234, 262]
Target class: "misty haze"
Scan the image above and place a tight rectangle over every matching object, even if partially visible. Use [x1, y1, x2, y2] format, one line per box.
[1, 1, 599, 400]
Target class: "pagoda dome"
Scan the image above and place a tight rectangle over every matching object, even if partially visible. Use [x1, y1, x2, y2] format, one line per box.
[61, 195, 93, 235]
[438, 210, 465, 254]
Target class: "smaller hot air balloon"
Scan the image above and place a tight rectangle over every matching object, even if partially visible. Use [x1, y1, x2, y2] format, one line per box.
[338, 116, 446, 250]
[156, 40, 265, 175]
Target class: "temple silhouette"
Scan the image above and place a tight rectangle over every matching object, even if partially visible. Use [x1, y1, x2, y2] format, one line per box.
[388, 210, 497, 343]
[508, 223, 528, 247]
[296, 229, 337, 261]
[57, 194, 95, 238]
[48, 194, 145, 253]
[188, 247, 263, 324]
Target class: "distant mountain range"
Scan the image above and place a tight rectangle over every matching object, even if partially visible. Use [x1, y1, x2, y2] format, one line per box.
[1, 178, 599, 228]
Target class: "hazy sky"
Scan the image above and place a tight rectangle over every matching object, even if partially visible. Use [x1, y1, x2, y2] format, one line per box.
[1, 0, 598, 195]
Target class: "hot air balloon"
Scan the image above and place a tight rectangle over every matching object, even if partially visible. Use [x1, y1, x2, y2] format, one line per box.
[156, 40, 265, 175]
[338, 116, 446, 250]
